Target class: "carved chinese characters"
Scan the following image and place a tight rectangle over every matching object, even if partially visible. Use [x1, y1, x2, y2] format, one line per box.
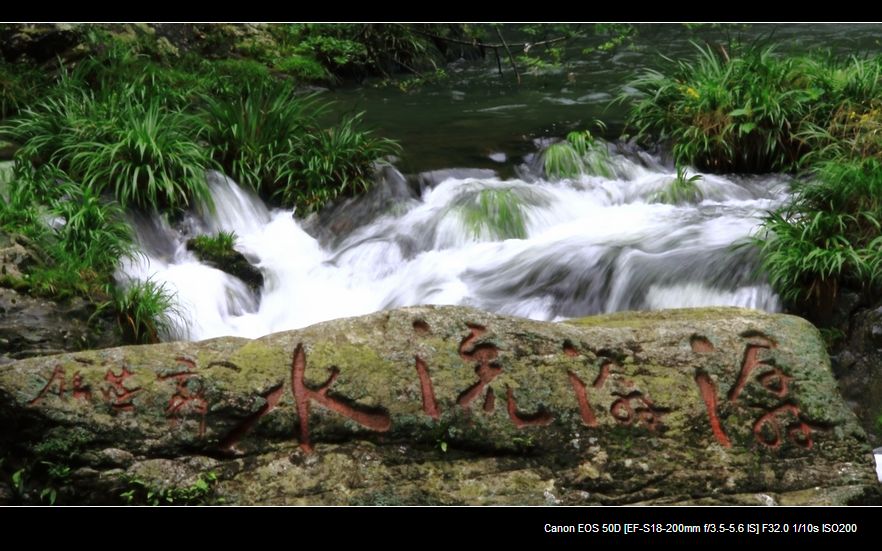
[291, 343, 391, 453]
[20, 312, 820, 456]
[694, 333, 814, 450]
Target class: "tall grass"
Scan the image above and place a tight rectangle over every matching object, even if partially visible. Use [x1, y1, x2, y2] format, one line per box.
[754, 157, 882, 319]
[624, 44, 815, 173]
[624, 45, 882, 173]
[200, 83, 324, 194]
[543, 130, 612, 179]
[4, 86, 212, 210]
[111, 278, 182, 344]
[276, 112, 400, 210]
[202, 85, 399, 211]
[65, 97, 212, 210]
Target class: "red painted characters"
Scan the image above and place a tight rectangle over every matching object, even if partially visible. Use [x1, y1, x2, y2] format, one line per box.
[694, 334, 813, 450]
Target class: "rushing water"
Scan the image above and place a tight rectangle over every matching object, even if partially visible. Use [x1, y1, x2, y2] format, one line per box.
[122, 23, 882, 340]
[120, 147, 786, 341]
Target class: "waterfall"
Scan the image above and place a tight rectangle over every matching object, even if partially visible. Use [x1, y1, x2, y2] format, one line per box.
[119, 149, 787, 341]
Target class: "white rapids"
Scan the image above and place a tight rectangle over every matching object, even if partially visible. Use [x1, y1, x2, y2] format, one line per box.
[119, 150, 788, 342]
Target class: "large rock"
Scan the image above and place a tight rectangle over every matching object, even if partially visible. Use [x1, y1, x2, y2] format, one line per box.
[0, 288, 119, 364]
[185, 236, 263, 292]
[832, 304, 882, 447]
[0, 233, 119, 364]
[0, 306, 877, 505]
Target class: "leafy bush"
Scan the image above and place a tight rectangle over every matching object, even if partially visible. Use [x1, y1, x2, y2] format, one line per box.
[48, 183, 134, 274]
[65, 97, 212, 210]
[754, 157, 882, 319]
[276, 112, 400, 210]
[272, 54, 328, 81]
[624, 45, 882, 173]
[624, 44, 813, 173]
[201, 83, 324, 194]
[5, 87, 212, 210]
[203, 85, 398, 211]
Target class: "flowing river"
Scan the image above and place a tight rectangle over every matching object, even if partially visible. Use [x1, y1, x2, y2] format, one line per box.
[122, 149, 787, 341]
[118, 23, 882, 341]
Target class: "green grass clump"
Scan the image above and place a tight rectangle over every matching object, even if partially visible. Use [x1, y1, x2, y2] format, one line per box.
[456, 187, 543, 240]
[623, 44, 882, 174]
[201, 83, 324, 195]
[4, 86, 212, 211]
[543, 130, 612, 179]
[202, 83, 399, 212]
[754, 157, 882, 318]
[650, 165, 704, 205]
[189, 231, 236, 258]
[111, 278, 182, 344]
[624, 44, 811, 173]
[276, 112, 400, 210]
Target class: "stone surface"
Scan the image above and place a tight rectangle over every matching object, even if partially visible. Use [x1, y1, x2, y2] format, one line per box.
[0, 306, 878, 505]
[0, 232, 121, 364]
[0, 288, 119, 364]
[832, 304, 882, 447]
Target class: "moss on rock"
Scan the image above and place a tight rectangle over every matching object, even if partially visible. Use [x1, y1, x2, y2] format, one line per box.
[0, 305, 877, 504]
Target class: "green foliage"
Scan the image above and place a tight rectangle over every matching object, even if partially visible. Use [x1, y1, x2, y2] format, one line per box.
[581, 24, 636, 54]
[650, 165, 704, 205]
[276, 112, 400, 211]
[754, 157, 882, 317]
[62, 97, 212, 210]
[623, 44, 882, 173]
[201, 83, 325, 194]
[624, 44, 812, 172]
[0, 171, 52, 243]
[0, 61, 43, 120]
[458, 188, 533, 240]
[0, 170, 135, 301]
[190, 231, 237, 258]
[5, 452, 76, 506]
[200, 58, 274, 97]
[202, 83, 398, 211]
[4, 85, 212, 210]
[543, 130, 612, 179]
[272, 54, 328, 81]
[48, 183, 134, 275]
[110, 278, 182, 344]
[120, 470, 219, 506]
[33, 427, 93, 461]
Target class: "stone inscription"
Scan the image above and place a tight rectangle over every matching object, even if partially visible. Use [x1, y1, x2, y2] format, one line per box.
[24, 319, 816, 455]
[693, 334, 813, 449]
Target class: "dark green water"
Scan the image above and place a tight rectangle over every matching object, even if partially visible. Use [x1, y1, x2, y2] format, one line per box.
[330, 23, 882, 174]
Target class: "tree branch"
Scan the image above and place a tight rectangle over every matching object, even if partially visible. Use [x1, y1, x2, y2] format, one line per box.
[495, 27, 521, 85]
